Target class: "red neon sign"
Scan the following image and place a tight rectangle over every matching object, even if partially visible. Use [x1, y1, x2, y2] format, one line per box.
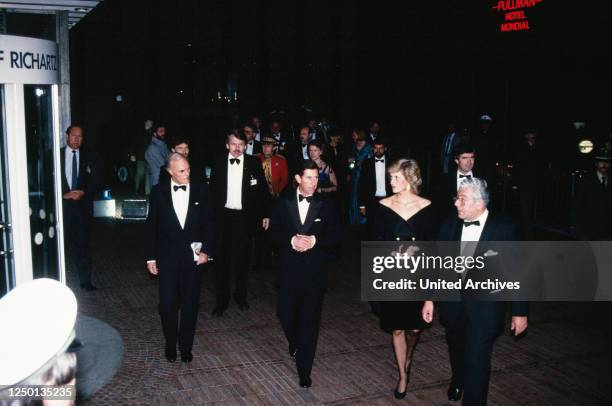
[492, 0, 543, 32]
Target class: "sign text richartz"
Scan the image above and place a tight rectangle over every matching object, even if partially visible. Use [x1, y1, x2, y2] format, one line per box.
[492, 0, 543, 32]
[0, 35, 59, 84]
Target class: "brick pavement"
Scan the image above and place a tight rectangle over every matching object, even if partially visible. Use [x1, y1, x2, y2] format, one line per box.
[67, 220, 612, 405]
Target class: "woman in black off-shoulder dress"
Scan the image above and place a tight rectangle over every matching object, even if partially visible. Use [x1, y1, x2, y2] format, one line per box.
[372, 158, 438, 399]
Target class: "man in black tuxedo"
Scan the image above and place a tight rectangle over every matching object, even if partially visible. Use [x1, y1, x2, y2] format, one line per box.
[244, 124, 262, 156]
[437, 143, 484, 217]
[209, 130, 270, 316]
[358, 137, 392, 236]
[423, 177, 528, 405]
[287, 126, 312, 176]
[270, 160, 341, 388]
[146, 153, 213, 363]
[60, 125, 98, 291]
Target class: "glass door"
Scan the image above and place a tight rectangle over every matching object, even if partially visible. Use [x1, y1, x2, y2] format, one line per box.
[23, 84, 60, 280]
[0, 86, 16, 298]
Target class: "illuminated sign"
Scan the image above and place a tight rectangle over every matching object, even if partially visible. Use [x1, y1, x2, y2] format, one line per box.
[492, 0, 543, 32]
[578, 140, 593, 154]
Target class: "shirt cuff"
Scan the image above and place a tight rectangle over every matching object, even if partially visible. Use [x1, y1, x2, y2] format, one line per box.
[146, 260, 156, 264]
[290, 236, 297, 250]
[310, 236, 316, 248]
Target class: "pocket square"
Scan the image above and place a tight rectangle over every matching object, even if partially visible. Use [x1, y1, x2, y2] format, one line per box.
[483, 249, 498, 257]
[314, 218, 322, 222]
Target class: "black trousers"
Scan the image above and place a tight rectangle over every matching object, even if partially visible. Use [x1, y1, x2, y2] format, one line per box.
[158, 254, 201, 354]
[215, 209, 251, 306]
[438, 301, 505, 406]
[63, 203, 92, 285]
[277, 281, 324, 379]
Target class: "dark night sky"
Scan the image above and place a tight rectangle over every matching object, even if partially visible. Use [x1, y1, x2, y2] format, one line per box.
[69, 0, 610, 174]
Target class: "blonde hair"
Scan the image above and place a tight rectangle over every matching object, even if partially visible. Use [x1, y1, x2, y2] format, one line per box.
[387, 158, 422, 194]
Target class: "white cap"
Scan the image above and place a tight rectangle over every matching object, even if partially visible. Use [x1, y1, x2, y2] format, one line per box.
[0, 279, 77, 388]
[480, 114, 493, 121]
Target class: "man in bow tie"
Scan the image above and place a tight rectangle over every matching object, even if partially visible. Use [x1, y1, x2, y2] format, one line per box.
[358, 137, 392, 236]
[423, 177, 528, 405]
[437, 143, 485, 218]
[145, 153, 214, 363]
[209, 130, 270, 316]
[270, 160, 341, 388]
[243, 124, 262, 156]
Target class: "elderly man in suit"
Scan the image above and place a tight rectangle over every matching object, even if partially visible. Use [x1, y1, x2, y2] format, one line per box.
[209, 129, 270, 316]
[270, 160, 341, 388]
[423, 177, 528, 405]
[61, 125, 98, 291]
[146, 153, 214, 363]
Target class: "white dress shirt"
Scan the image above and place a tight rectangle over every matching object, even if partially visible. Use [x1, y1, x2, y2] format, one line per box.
[374, 158, 387, 197]
[170, 180, 190, 229]
[456, 170, 474, 191]
[301, 144, 309, 159]
[254, 130, 261, 142]
[245, 141, 255, 156]
[597, 172, 608, 187]
[460, 209, 489, 261]
[65, 146, 80, 189]
[225, 153, 244, 209]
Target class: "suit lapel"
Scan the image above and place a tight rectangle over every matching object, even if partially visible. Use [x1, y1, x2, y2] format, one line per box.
[287, 192, 302, 232]
[165, 184, 183, 230]
[183, 183, 198, 232]
[241, 157, 249, 201]
[302, 197, 323, 233]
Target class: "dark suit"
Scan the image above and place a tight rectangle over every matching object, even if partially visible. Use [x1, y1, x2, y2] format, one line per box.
[245, 140, 262, 156]
[270, 189, 341, 380]
[358, 156, 392, 235]
[209, 154, 269, 307]
[60, 147, 98, 285]
[437, 213, 528, 406]
[145, 181, 214, 354]
[573, 172, 612, 240]
[287, 142, 310, 176]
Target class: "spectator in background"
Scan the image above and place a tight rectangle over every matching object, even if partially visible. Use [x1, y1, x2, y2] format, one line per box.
[134, 119, 153, 194]
[251, 116, 263, 142]
[513, 129, 547, 239]
[358, 137, 392, 236]
[348, 129, 373, 225]
[308, 139, 338, 196]
[244, 124, 262, 156]
[368, 121, 381, 144]
[257, 136, 289, 197]
[145, 124, 169, 187]
[158, 135, 192, 187]
[573, 149, 612, 240]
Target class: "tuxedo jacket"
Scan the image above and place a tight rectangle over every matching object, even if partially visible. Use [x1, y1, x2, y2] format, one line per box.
[256, 153, 289, 196]
[245, 140, 263, 156]
[358, 156, 392, 210]
[210, 154, 270, 232]
[573, 172, 612, 240]
[270, 189, 341, 288]
[145, 181, 214, 266]
[60, 147, 98, 216]
[437, 213, 528, 317]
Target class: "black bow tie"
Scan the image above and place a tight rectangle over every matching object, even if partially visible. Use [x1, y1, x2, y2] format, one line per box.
[298, 194, 312, 203]
[459, 174, 472, 179]
[463, 220, 480, 227]
[230, 158, 240, 165]
[375, 158, 385, 163]
[173, 185, 186, 192]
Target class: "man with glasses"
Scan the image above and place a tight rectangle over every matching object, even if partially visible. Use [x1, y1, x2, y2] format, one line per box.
[423, 177, 528, 405]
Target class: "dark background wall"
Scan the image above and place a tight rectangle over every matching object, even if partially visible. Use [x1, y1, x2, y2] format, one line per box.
[69, 0, 610, 180]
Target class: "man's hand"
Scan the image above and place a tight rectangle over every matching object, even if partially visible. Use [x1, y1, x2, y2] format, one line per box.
[196, 252, 209, 265]
[292, 234, 315, 252]
[422, 301, 434, 323]
[511, 316, 528, 336]
[63, 190, 85, 200]
[262, 218, 270, 230]
[359, 207, 366, 216]
[147, 261, 158, 275]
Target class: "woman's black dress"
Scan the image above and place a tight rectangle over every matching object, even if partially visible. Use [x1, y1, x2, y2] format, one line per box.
[373, 203, 437, 334]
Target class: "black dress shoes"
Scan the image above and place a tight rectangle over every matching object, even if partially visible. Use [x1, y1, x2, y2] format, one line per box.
[165, 347, 177, 362]
[299, 376, 312, 388]
[447, 386, 463, 402]
[236, 300, 250, 311]
[211, 305, 227, 317]
[80, 283, 98, 291]
[180, 352, 193, 363]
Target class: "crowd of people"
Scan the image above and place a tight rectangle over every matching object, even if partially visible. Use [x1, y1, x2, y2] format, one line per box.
[53, 114, 610, 405]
